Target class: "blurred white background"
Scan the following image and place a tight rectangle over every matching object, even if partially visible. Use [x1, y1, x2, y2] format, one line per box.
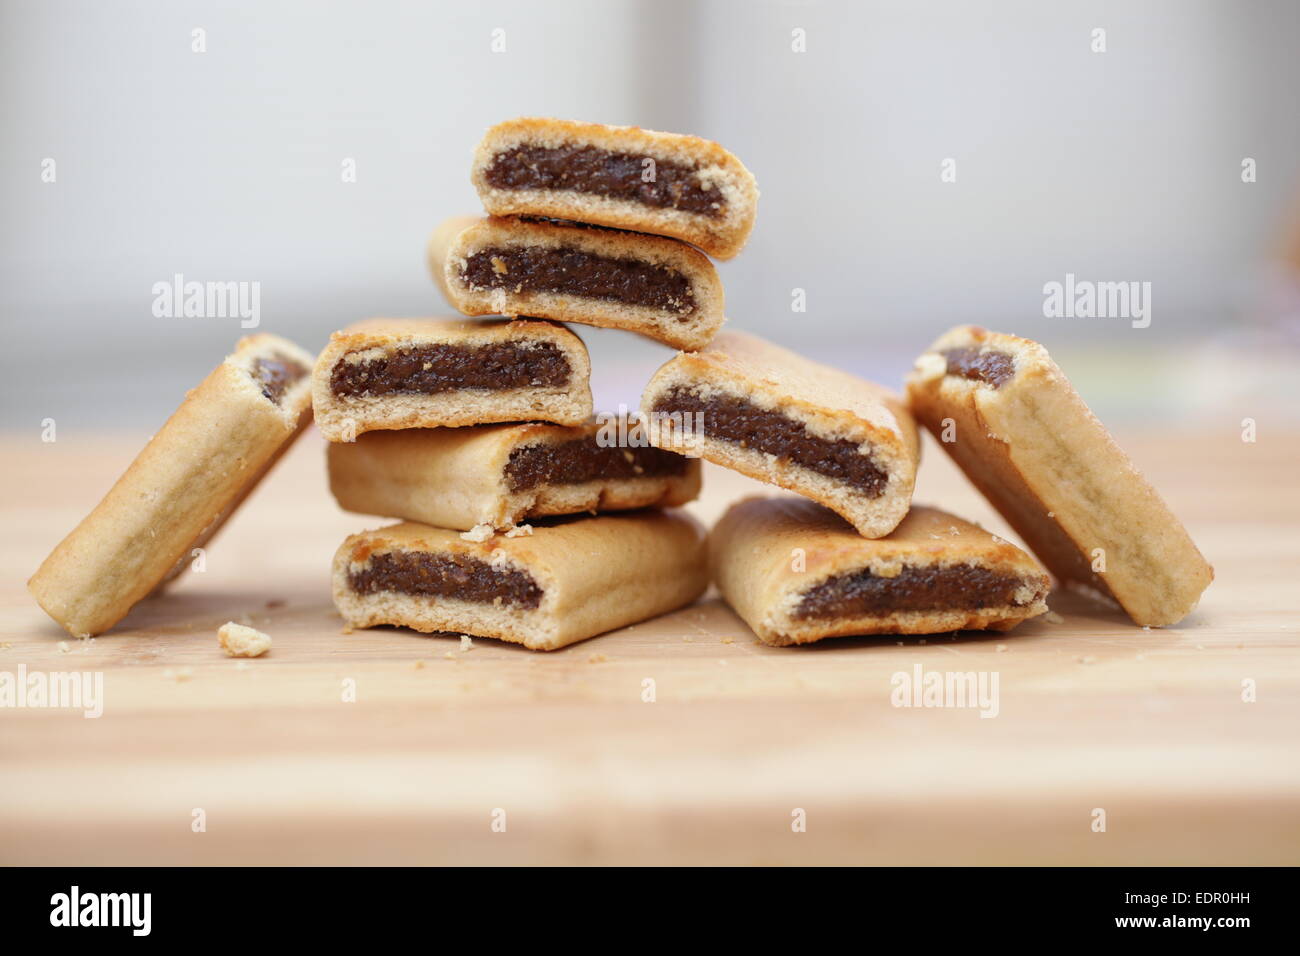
[3, 0, 1298, 428]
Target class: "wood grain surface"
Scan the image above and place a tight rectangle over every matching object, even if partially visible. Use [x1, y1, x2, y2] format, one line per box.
[2, 425, 1297, 865]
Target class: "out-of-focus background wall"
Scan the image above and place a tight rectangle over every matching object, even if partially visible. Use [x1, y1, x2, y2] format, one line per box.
[3, 0, 1298, 428]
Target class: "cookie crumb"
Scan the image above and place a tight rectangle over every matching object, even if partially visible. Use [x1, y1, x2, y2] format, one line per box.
[341, 625, 354, 635]
[1044, 611, 1065, 624]
[459, 635, 475, 652]
[995, 644, 1008, 653]
[444, 651, 458, 661]
[217, 622, 271, 658]
[163, 667, 193, 682]
[57, 641, 70, 655]
[587, 653, 608, 664]
[413, 660, 425, 670]
[460, 524, 495, 543]
[1078, 655, 1097, 665]
[721, 636, 734, 644]
[504, 524, 533, 538]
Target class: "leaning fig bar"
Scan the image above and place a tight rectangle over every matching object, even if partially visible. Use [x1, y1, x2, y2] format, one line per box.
[311, 317, 592, 441]
[328, 417, 700, 531]
[332, 512, 708, 651]
[29, 333, 315, 637]
[641, 331, 919, 538]
[905, 324, 1213, 627]
[470, 117, 759, 260]
[710, 497, 1050, 646]
[429, 216, 726, 350]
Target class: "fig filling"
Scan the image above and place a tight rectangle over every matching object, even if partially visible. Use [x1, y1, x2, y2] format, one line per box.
[504, 437, 687, 492]
[349, 551, 542, 609]
[483, 144, 724, 217]
[462, 247, 696, 315]
[795, 563, 1031, 620]
[250, 353, 308, 405]
[651, 388, 888, 497]
[330, 343, 570, 398]
[942, 348, 1016, 388]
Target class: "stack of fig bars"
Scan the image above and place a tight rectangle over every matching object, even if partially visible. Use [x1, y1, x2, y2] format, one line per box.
[323, 117, 1215, 651]
[27, 117, 1214, 646]
[319, 118, 757, 650]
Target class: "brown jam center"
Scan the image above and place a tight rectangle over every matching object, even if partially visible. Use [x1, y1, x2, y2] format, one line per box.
[483, 144, 724, 217]
[504, 437, 687, 492]
[795, 563, 1029, 620]
[330, 342, 570, 398]
[348, 551, 542, 609]
[651, 388, 888, 497]
[942, 348, 1016, 388]
[462, 247, 695, 315]
[250, 353, 309, 405]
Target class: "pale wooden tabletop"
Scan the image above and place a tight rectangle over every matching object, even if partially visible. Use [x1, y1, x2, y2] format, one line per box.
[2, 425, 1296, 865]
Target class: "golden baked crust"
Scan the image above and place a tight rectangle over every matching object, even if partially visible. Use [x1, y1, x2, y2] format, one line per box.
[640, 331, 919, 538]
[28, 333, 315, 637]
[310, 317, 593, 441]
[470, 117, 759, 260]
[905, 324, 1213, 627]
[328, 419, 701, 530]
[332, 512, 708, 650]
[428, 215, 726, 350]
[710, 496, 1050, 646]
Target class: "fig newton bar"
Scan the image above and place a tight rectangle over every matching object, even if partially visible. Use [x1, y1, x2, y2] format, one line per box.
[905, 324, 1213, 627]
[311, 317, 592, 441]
[333, 512, 708, 651]
[328, 418, 701, 531]
[641, 331, 919, 538]
[430, 216, 726, 350]
[710, 497, 1050, 646]
[471, 117, 759, 260]
[29, 333, 314, 637]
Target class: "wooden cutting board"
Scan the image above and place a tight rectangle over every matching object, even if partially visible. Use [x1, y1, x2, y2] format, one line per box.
[2, 426, 1297, 865]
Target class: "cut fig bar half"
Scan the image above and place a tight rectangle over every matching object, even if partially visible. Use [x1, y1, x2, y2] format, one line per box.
[328, 416, 701, 531]
[470, 117, 759, 260]
[332, 512, 708, 651]
[641, 331, 919, 538]
[311, 317, 592, 441]
[430, 216, 726, 350]
[709, 497, 1051, 646]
